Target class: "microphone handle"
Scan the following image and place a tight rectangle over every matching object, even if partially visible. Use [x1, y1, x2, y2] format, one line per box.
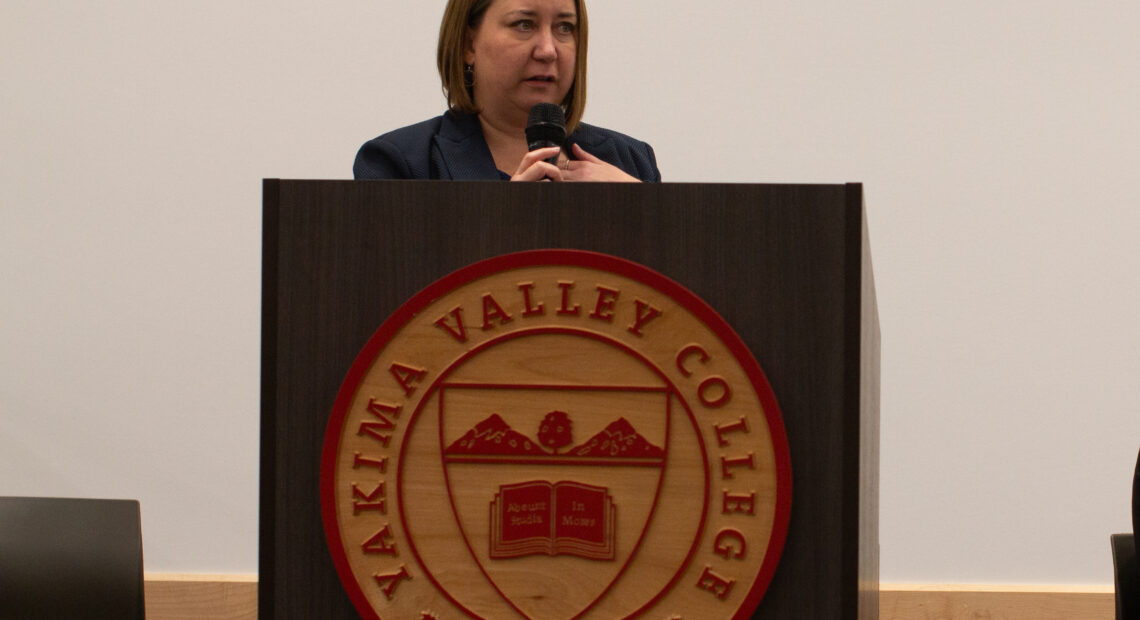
[528, 139, 561, 166]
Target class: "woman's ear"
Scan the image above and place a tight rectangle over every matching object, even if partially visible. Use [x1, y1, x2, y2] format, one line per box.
[463, 30, 475, 65]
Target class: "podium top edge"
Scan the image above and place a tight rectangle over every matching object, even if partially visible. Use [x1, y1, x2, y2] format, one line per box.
[263, 178, 862, 189]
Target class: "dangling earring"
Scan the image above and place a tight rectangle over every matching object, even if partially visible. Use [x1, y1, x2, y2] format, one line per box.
[463, 64, 475, 88]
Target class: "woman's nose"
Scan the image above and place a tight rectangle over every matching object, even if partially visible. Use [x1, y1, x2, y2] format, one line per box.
[533, 29, 557, 60]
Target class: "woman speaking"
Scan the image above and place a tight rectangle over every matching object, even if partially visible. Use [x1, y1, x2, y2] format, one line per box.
[353, 0, 660, 182]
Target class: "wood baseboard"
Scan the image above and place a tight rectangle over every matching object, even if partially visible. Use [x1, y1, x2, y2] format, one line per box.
[142, 575, 1116, 620]
[880, 584, 1115, 620]
[144, 574, 257, 620]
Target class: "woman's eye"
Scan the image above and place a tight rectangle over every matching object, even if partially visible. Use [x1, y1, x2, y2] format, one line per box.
[511, 20, 535, 32]
[556, 22, 576, 35]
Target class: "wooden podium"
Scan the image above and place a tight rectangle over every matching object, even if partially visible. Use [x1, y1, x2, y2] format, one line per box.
[260, 180, 879, 619]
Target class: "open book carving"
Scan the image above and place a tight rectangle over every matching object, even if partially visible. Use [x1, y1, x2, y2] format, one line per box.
[490, 480, 616, 561]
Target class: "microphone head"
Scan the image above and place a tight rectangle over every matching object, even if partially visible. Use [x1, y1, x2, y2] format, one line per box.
[525, 103, 566, 151]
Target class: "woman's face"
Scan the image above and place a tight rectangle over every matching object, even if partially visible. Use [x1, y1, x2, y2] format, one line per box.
[465, 0, 578, 128]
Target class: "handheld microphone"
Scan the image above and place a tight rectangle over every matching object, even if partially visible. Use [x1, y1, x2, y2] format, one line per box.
[525, 103, 566, 166]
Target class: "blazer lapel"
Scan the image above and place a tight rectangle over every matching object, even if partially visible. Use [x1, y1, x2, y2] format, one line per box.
[567, 126, 615, 164]
[432, 112, 500, 180]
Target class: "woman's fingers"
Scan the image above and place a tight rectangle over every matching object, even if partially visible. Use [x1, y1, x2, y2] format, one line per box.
[563, 144, 640, 183]
[509, 144, 640, 183]
[511, 147, 563, 182]
[570, 143, 604, 163]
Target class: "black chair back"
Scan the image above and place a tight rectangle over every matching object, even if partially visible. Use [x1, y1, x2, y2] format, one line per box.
[1133, 447, 1139, 552]
[0, 497, 144, 620]
[1134, 447, 1139, 593]
[1117, 447, 1140, 619]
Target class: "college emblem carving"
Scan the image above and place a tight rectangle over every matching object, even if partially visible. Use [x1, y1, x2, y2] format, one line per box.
[321, 250, 792, 619]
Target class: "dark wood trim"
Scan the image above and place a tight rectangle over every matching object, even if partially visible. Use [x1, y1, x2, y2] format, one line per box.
[258, 178, 280, 620]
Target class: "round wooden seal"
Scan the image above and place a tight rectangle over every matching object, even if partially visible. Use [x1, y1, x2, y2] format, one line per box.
[321, 250, 791, 619]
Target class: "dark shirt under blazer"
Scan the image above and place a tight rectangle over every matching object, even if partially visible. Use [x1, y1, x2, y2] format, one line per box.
[353, 111, 661, 181]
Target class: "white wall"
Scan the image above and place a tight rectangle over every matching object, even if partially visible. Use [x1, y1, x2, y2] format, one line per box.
[2, 1, 1137, 584]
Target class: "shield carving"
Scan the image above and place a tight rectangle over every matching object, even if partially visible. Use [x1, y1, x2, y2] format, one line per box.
[436, 331, 671, 620]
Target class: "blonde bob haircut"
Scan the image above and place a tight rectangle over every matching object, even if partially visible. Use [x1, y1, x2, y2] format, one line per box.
[437, 0, 589, 134]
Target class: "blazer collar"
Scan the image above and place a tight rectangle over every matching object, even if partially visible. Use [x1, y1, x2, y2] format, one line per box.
[433, 111, 500, 180]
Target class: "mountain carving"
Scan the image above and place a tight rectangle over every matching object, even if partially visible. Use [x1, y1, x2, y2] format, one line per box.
[446, 413, 663, 458]
[568, 417, 665, 458]
[446, 414, 547, 455]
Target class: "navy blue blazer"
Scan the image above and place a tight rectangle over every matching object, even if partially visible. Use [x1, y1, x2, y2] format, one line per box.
[353, 111, 661, 182]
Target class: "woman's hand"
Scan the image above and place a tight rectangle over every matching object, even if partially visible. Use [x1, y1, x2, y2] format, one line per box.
[509, 143, 642, 183]
[510, 146, 563, 182]
[561, 143, 640, 183]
